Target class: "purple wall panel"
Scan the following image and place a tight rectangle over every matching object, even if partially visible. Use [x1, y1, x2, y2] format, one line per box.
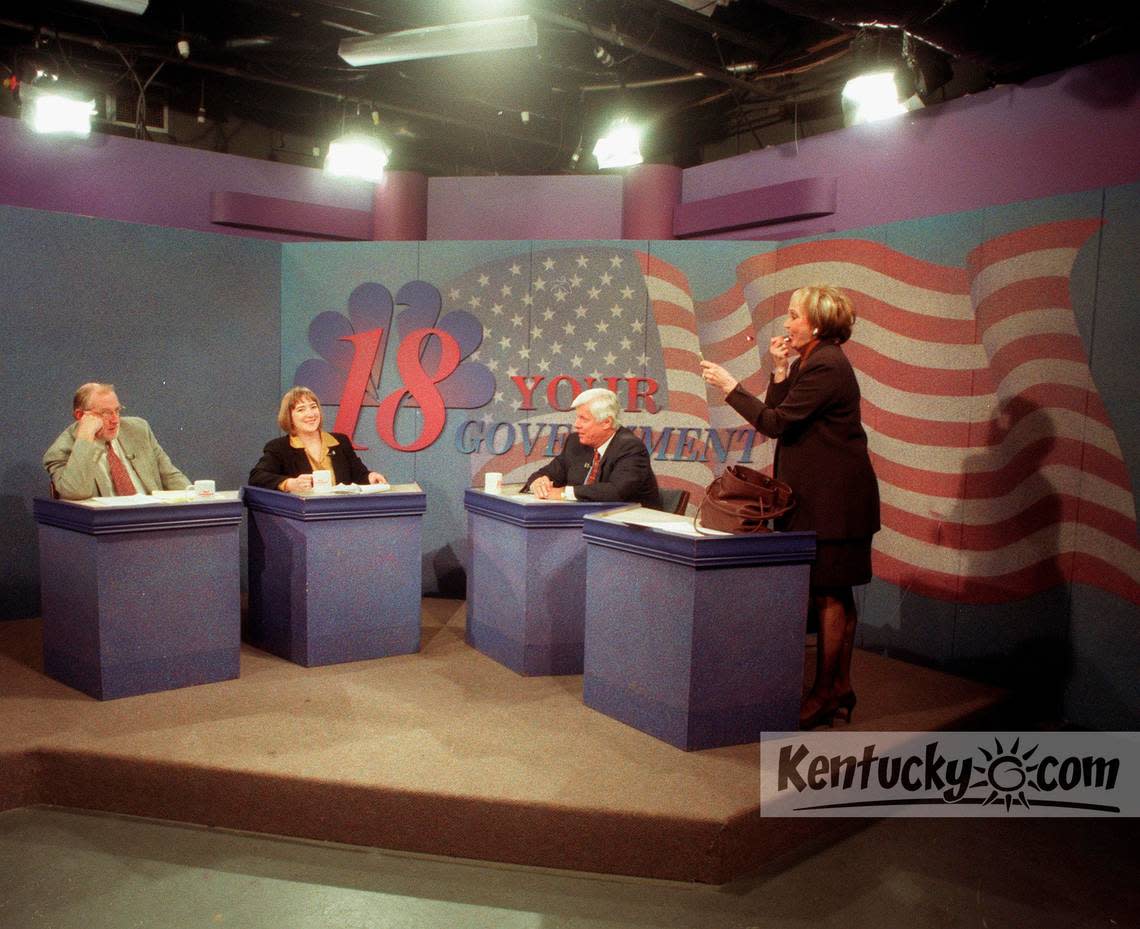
[682, 54, 1140, 238]
[427, 175, 623, 240]
[0, 117, 375, 241]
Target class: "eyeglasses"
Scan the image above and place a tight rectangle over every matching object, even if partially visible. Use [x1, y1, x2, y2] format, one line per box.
[86, 406, 125, 419]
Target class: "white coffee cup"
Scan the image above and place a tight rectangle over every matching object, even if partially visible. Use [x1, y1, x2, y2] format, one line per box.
[484, 472, 503, 494]
[311, 469, 333, 493]
[192, 479, 215, 498]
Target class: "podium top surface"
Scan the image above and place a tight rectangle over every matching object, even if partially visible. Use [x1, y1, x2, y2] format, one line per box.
[33, 493, 244, 536]
[582, 508, 816, 568]
[463, 487, 630, 528]
[242, 483, 427, 520]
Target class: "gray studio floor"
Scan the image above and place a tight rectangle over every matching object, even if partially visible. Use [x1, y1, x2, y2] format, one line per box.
[1, 806, 1138, 929]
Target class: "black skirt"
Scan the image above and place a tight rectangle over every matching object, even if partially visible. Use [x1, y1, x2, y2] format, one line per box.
[811, 537, 874, 588]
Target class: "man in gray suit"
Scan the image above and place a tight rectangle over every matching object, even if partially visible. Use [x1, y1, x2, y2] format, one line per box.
[44, 382, 190, 500]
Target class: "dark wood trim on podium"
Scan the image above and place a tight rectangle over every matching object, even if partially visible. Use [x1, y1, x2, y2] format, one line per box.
[33, 495, 244, 700]
[464, 488, 624, 676]
[243, 484, 427, 667]
[582, 510, 816, 750]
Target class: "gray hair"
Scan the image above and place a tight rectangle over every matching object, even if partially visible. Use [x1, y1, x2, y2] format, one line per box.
[571, 387, 621, 428]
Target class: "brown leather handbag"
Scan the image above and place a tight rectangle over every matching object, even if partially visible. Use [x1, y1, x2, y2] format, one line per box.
[695, 465, 795, 534]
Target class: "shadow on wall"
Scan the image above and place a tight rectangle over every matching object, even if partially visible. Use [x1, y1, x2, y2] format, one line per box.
[2, 462, 48, 620]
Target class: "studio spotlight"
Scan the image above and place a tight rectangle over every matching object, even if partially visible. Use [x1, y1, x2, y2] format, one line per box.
[339, 15, 537, 67]
[177, 38, 190, 59]
[841, 70, 907, 125]
[75, 0, 149, 13]
[592, 117, 643, 169]
[22, 81, 96, 137]
[324, 134, 389, 182]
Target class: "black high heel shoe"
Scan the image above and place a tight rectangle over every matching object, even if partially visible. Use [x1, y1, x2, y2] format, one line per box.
[800, 696, 840, 730]
[834, 690, 857, 723]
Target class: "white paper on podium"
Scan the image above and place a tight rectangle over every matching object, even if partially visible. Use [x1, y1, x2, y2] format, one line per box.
[594, 507, 732, 537]
[78, 490, 240, 507]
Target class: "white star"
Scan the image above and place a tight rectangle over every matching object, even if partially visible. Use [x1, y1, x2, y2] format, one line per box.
[550, 341, 562, 355]
[595, 320, 609, 334]
[570, 273, 582, 287]
[470, 349, 481, 361]
[620, 336, 632, 350]
[511, 314, 524, 327]
[590, 370, 602, 381]
[554, 290, 567, 303]
[449, 288, 461, 300]
[478, 273, 490, 286]
[610, 303, 623, 317]
[599, 271, 613, 286]
[543, 257, 556, 271]
[468, 295, 482, 308]
[631, 318, 644, 332]
[531, 326, 543, 340]
[512, 399, 523, 410]
[522, 293, 534, 306]
[499, 336, 512, 350]
[620, 285, 635, 299]
[562, 321, 576, 335]
[584, 338, 598, 352]
[637, 353, 649, 365]
[610, 255, 624, 268]
[533, 277, 546, 291]
[486, 358, 499, 371]
[587, 287, 601, 300]
[518, 347, 531, 359]
[603, 352, 617, 366]
[571, 354, 584, 367]
[574, 304, 588, 318]
[576, 255, 589, 268]
[542, 308, 555, 321]
[494, 390, 504, 403]
[500, 284, 513, 297]
[509, 263, 522, 275]
[537, 358, 551, 373]
[506, 366, 518, 378]
[490, 303, 503, 315]
[624, 369, 636, 380]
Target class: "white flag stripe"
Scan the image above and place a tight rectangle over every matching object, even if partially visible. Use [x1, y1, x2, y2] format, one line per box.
[743, 264, 974, 319]
[970, 248, 1085, 304]
[879, 464, 1137, 525]
[855, 320, 988, 369]
[980, 307, 1084, 354]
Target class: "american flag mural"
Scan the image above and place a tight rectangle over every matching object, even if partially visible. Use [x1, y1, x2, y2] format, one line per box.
[442, 220, 1139, 608]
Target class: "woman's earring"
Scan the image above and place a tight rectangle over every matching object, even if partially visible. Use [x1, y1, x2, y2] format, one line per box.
[812, 328, 819, 336]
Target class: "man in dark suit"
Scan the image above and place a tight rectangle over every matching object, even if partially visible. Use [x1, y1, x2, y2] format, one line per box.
[44, 382, 191, 500]
[523, 388, 662, 509]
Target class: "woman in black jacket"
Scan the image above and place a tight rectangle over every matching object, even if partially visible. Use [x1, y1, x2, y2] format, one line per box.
[249, 387, 386, 492]
[701, 285, 880, 729]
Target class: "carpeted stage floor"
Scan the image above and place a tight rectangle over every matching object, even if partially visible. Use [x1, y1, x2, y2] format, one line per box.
[0, 599, 1005, 884]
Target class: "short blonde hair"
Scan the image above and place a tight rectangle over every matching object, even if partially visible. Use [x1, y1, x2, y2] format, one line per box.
[571, 387, 621, 428]
[791, 285, 856, 344]
[277, 386, 322, 434]
[73, 382, 116, 412]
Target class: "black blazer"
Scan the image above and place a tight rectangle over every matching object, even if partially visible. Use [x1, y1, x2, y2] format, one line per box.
[248, 432, 374, 489]
[523, 426, 663, 509]
[726, 341, 880, 540]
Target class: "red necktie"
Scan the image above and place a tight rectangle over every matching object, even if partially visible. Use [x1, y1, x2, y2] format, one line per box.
[585, 450, 601, 485]
[105, 443, 136, 496]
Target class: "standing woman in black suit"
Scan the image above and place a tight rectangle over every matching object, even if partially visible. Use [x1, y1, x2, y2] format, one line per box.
[248, 387, 387, 492]
[700, 285, 880, 729]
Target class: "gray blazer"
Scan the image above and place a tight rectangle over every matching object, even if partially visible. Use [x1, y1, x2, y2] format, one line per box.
[43, 416, 191, 500]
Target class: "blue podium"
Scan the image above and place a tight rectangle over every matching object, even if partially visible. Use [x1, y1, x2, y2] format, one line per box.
[463, 488, 623, 675]
[244, 484, 426, 667]
[33, 494, 243, 700]
[581, 509, 816, 750]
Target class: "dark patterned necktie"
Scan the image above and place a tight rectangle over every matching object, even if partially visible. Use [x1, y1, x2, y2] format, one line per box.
[585, 450, 601, 485]
[105, 443, 136, 496]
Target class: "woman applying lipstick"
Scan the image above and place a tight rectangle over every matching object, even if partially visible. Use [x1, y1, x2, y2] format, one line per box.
[700, 285, 880, 729]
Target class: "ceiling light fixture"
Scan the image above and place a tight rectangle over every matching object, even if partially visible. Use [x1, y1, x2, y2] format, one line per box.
[592, 117, 643, 169]
[338, 15, 537, 67]
[324, 134, 389, 182]
[75, 0, 149, 13]
[841, 70, 907, 125]
[22, 80, 96, 137]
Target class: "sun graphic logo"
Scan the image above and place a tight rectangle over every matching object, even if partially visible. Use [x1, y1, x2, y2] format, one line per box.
[971, 738, 1043, 811]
